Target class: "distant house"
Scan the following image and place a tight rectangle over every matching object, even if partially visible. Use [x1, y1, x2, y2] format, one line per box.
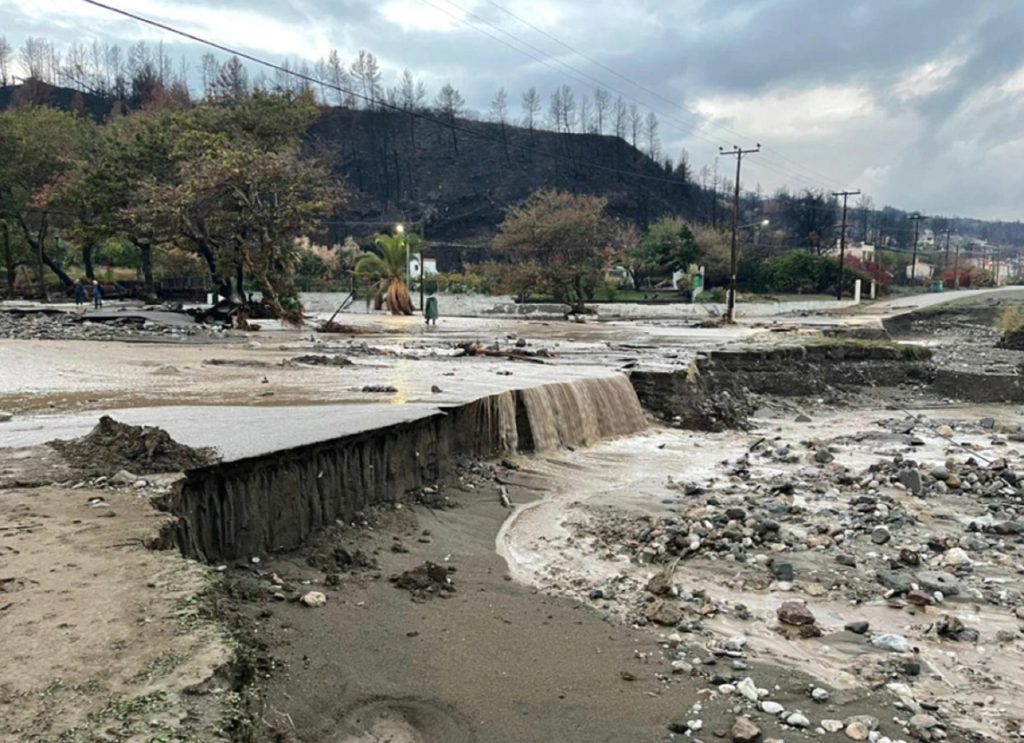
[828, 241, 876, 262]
[905, 262, 935, 281]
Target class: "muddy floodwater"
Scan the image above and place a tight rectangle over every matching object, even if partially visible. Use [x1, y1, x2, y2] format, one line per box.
[499, 402, 1024, 741]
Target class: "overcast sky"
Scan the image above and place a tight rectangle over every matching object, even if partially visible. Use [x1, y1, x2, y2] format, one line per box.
[3, 0, 1024, 221]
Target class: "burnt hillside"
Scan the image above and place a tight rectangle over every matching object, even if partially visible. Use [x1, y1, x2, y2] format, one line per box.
[1, 82, 697, 255]
[310, 108, 695, 245]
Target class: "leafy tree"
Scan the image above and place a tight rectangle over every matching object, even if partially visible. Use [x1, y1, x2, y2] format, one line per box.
[640, 217, 700, 275]
[355, 230, 421, 314]
[0, 105, 98, 294]
[494, 189, 614, 311]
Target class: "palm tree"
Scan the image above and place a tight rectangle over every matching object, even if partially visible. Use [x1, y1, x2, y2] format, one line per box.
[355, 231, 421, 315]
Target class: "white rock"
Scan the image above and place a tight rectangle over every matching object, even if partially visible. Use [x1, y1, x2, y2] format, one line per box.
[725, 635, 749, 652]
[870, 633, 911, 653]
[811, 687, 830, 702]
[300, 590, 327, 607]
[737, 677, 759, 702]
[822, 719, 844, 733]
[109, 469, 140, 486]
[941, 547, 971, 567]
[687, 720, 703, 731]
[760, 701, 785, 715]
[787, 712, 810, 728]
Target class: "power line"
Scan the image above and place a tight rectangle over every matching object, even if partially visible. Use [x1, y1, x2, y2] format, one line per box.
[427, 0, 845, 193]
[480, 0, 850, 193]
[76, 0, 710, 196]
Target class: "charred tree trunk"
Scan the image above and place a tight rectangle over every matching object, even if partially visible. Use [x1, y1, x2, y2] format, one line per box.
[2, 220, 14, 299]
[82, 241, 95, 280]
[131, 239, 156, 302]
[18, 214, 73, 294]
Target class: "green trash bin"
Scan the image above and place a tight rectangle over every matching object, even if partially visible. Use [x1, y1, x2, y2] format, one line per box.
[931, 280, 944, 293]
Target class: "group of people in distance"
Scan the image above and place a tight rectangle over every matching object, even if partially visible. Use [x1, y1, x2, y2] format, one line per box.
[73, 279, 104, 310]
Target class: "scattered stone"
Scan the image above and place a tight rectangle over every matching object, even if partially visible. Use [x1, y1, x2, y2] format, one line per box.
[810, 687, 830, 702]
[936, 614, 979, 642]
[845, 721, 870, 740]
[845, 620, 870, 635]
[822, 719, 844, 733]
[870, 633, 911, 653]
[736, 677, 760, 702]
[362, 384, 399, 393]
[871, 526, 892, 545]
[109, 469, 140, 486]
[644, 599, 683, 626]
[299, 591, 327, 607]
[916, 570, 960, 596]
[0, 410, 12, 422]
[815, 448, 834, 464]
[770, 560, 794, 582]
[730, 716, 762, 743]
[786, 712, 810, 728]
[760, 701, 784, 715]
[777, 601, 815, 626]
[897, 469, 924, 495]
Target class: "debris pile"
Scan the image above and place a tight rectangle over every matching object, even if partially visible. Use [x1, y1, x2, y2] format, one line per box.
[50, 416, 217, 476]
[391, 561, 456, 600]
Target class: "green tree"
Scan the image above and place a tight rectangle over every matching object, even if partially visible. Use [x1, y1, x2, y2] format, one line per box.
[355, 231, 420, 314]
[0, 105, 98, 294]
[494, 189, 614, 311]
[640, 217, 701, 275]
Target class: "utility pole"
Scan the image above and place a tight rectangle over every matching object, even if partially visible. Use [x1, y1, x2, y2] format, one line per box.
[943, 228, 951, 272]
[720, 144, 760, 324]
[833, 189, 861, 300]
[953, 239, 961, 289]
[908, 213, 926, 284]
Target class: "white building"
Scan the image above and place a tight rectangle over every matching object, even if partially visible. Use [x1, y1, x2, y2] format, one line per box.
[409, 255, 438, 276]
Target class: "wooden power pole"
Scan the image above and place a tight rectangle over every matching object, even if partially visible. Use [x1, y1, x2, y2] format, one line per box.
[719, 144, 760, 324]
[833, 189, 860, 300]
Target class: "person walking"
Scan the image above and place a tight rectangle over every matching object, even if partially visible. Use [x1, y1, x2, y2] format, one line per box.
[91, 280, 103, 310]
[424, 294, 439, 326]
[74, 280, 86, 308]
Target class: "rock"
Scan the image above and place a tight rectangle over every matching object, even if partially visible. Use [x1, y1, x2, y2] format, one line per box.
[737, 676, 760, 702]
[898, 468, 924, 495]
[836, 554, 857, 567]
[786, 712, 810, 728]
[908, 714, 940, 737]
[876, 569, 914, 593]
[0, 410, 14, 422]
[815, 448, 834, 464]
[935, 424, 954, 437]
[724, 635, 748, 652]
[822, 719, 844, 733]
[945, 474, 961, 489]
[870, 633, 911, 653]
[845, 620, 870, 634]
[300, 591, 327, 607]
[940, 547, 971, 567]
[795, 413, 812, 423]
[731, 716, 762, 743]
[777, 601, 816, 626]
[770, 560, 794, 582]
[907, 589, 933, 606]
[845, 722, 870, 740]
[936, 614, 979, 642]
[245, 340, 262, 350]
[362, 384, 399, 393]
[110, 469, 140, 486]
[811, 687, 830, 702]
[644, 599, 683, 626]
[979, 417, 995, 429]
[871, 526, 891, 545]
[916, 570, 960, 596]
[431, 385, 443, 393]
[760, 701, 784, 715]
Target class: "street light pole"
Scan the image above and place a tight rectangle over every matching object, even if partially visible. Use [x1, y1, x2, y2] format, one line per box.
[720, 144, 760, 324]
[833, 189, 860, 300]
[909, 214, 926, 283]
